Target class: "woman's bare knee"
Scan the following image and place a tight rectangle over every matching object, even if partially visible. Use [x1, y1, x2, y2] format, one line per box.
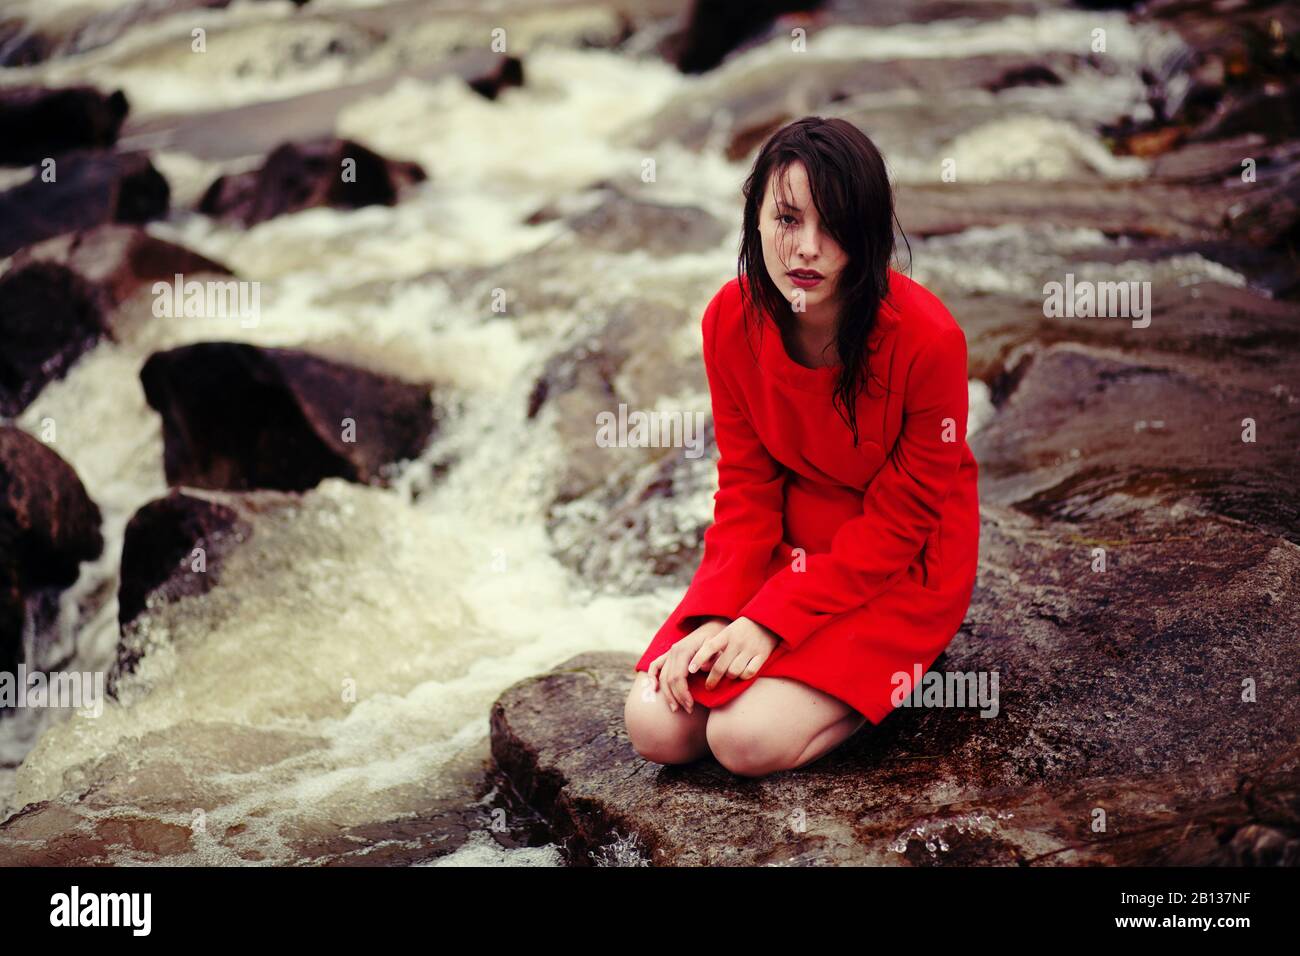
[790, 711, 869, 769]
[704, 677, 864, 777]
[624, 671, 709, 765]
[705, 708, 796, 777]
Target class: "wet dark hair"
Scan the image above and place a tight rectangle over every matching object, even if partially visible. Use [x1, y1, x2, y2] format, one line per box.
[737, 115, 911, 446]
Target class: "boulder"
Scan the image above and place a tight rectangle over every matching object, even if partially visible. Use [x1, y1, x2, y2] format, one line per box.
[196, 137, 426, 226]
[0, 428, 103, 589]
[0, 262, 108, 417]
[410, 185, 729, 320]
[140, 342, 439, 492]
[10, 224, 233, 310]
[0, 85, 128, 166]
[904, 257, 1300, 391]
[0, 427, 104, 693]
[526, 294, 708, 501]
[896, 178, 1233, 242]
[553, 186, 729, 257]
[662, 0, 822, 74]
[458, 51, 524, 100]
[494, 272, 1300, 864]
[0, 150, 169, 258]
[970, 343, 1300, 543]
[0, 228, 232, 416]
[528, 289, 716, 592]
[0, 562, 20, 679]
[117, 490, 249, 633]
[547, 431, 717, 596]
[113, 488, 296, 684]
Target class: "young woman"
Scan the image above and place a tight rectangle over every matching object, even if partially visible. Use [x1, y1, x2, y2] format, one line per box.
[623, 116, 980, 778]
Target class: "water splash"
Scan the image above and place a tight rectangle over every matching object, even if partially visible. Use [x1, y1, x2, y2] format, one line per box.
[887, 809, 1017, 856]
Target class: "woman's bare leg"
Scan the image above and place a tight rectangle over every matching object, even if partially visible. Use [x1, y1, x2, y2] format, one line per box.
[704, 676, 868, 778]
[623, 670, 711, 765]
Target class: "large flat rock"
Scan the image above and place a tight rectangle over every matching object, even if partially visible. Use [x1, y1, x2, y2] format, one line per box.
[490, 499, 1300, 866]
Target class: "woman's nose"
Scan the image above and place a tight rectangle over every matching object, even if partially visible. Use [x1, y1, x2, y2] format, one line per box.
[797, 224, 820, 258]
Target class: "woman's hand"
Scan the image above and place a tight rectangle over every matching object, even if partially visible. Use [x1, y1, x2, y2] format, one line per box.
[646, 618, 728, 714]
[688, 617, 780, 690]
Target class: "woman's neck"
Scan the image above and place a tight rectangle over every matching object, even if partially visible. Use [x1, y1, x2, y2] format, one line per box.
[784, 300, 841, 368]
[782, 324, 839, 368]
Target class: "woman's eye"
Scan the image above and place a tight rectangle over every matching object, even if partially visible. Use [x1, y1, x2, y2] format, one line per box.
[778, 214, 796, 225]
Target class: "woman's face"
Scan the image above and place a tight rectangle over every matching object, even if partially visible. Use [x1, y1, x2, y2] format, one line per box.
[758, 160, 847, 316]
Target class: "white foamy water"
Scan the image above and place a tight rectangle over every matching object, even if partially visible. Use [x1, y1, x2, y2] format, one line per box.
[1, 1, 1199, 863]
[807, 11, 1168, 62]
[5, 0, 630, 116]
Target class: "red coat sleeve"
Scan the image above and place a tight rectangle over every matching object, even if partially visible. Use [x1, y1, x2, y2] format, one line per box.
[737, 323, 970, 648]
[671, 287, 787, 633]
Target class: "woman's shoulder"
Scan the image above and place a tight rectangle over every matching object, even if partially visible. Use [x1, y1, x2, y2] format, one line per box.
[701, 274, 750, 349]
[718, 273, 748, 318]
[884, 269, 966, 359]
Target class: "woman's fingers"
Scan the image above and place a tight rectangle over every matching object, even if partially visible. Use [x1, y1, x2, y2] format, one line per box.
[656, 653, 683, 712]
[705, 643, 744, 689]
[708, 644, 769, 687]
[702, 634, 743, 686]
[666, 667, 693, 714]
[735, 653, 764, 680]
[641, 657, 664, 701]
[646, 654, 664, 691]
[687, 633, 723, 674]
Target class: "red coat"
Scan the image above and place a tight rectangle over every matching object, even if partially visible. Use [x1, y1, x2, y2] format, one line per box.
[635, 269, 980, 724]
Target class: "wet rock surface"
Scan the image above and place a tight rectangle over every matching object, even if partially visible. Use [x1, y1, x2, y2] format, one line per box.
[972, 342, 1300, 541]
[0, 150, 169, 258]
[140, 342, 441, 492]
[0, 427, 104, 694]
[0, 429, 102, 591]
[0, 85, 129, 166]
[113, 489, 260, 681]
[0, 262, 109, 418]
[0, 228, 231, 417]
[196, 136, 426, 226]
[9, 224, 232, 311]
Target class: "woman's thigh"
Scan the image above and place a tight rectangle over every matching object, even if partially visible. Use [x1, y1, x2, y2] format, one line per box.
[705, 676, 868, 776]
